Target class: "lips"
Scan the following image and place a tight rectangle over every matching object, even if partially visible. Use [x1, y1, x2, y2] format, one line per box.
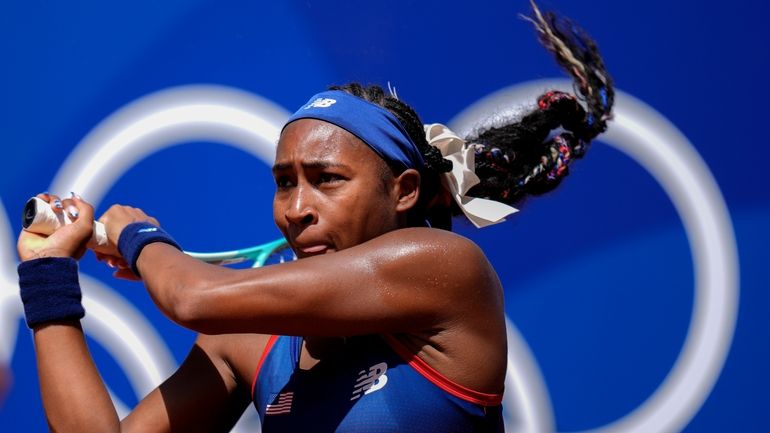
[290, 238, 335, 257]
[299, 244, 328, 254]
[286, 226, 336, 257]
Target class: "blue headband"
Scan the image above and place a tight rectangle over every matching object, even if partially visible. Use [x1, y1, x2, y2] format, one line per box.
[284, 90, 426, 172]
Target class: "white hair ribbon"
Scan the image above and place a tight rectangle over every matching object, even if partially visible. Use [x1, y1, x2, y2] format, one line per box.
[424, 123, 519, 228]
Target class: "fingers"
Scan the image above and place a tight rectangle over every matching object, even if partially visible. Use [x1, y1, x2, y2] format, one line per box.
[60, 193, 93, 244]
[35, 192, 87, 221]
[113, 267, 142, 281]
[98, 204, 157, 225]
[19, 192, 95, 261]
[94, 251, 128, 269]
[66, 193, 94, 226]
[35, 194, 160, 257]
[59, 198, 79, 220]
[97, 203, 160, 247]
[39, 192, 65, 215]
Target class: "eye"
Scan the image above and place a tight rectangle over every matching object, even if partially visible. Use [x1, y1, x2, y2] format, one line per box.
[274, 176, 294, 189]
[317, 173, 345, 185]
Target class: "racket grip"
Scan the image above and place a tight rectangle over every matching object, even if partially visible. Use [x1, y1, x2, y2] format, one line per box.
[22, 197, 108, 247]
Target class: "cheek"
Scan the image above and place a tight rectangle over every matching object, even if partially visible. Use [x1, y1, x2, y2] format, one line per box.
[272, 195, 287, 230]
[348, 193, 397, 234]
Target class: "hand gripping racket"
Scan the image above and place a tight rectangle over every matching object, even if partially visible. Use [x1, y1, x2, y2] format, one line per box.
[22, 197, 109, 247]
[22, 197, 292, 267]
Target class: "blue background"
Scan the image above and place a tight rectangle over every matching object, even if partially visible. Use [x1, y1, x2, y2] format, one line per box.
[1, 1, 768, 431]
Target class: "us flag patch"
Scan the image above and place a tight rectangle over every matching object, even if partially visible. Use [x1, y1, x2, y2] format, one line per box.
[266, 391, 294, 415]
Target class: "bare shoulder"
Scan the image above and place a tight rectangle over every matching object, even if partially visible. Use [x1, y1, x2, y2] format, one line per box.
[376, 229, 507, 393]
[376, 228, 493, 272]
[369, 227, 500, 297]
[369, 226, 486, 256]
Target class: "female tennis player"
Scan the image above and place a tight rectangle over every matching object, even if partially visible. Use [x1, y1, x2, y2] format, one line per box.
[16, 4, 613, 432]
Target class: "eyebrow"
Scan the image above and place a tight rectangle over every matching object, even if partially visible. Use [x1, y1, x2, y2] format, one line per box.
[272, 160, 350, 173]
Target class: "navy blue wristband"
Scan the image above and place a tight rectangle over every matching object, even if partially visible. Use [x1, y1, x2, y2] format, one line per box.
[18, 257, 85, 328]
[118, 222, 182, 277]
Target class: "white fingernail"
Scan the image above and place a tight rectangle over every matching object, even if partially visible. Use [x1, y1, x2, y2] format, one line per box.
[67, 205, 79, 218]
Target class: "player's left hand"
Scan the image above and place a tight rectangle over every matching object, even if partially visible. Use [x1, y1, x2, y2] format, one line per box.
[97, 204, 160, 246]
[94, 204, 160, 281]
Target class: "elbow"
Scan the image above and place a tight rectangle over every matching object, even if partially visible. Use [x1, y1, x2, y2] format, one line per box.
[170, 288, 209, 332]
[140, 250, 233, 333]
[163, 278, 211, 332]
[159, 265, 240, 334]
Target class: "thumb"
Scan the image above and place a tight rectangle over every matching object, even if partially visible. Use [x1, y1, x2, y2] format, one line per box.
[69, 194, 95, 232]
[114, 268, 142, 281]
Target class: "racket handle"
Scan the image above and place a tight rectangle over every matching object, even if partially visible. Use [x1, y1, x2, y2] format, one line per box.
[22, 197, 108, 247]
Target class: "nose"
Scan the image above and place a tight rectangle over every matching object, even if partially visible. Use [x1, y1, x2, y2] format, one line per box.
[284, 185, 318, 227]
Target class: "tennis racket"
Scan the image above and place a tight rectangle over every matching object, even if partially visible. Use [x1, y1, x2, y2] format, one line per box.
[185, 238, 294, 268]
[22, 197, 293, 268]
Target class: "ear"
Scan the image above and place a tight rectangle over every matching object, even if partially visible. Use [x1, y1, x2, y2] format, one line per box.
[393, 168, 421, 213]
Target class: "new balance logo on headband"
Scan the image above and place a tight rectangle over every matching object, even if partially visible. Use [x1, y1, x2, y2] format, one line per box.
[137, 227, 158, 233]
[304, 98, 336, 109]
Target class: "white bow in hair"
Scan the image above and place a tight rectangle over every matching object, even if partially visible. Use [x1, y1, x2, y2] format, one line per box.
[424, 123, 518, 228]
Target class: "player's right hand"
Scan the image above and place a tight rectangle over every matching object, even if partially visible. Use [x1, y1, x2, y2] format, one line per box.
[17, 193, 94, 262]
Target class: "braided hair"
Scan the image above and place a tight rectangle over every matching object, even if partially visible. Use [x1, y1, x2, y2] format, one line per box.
[332, 1, 613, 229]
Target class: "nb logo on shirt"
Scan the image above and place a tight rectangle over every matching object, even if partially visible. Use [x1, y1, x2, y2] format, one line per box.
[304, 98, 336, 109]
[350, 362, 388, 401]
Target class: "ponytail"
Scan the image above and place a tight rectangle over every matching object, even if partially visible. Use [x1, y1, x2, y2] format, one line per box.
[328, 1, 614, 229]
[467, 0, 614, 206]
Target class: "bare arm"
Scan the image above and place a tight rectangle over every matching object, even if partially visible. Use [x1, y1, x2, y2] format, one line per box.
[121, 333, 259, 433]
[18, 195, 119, 431]
[96, 201, 507, 393]
[33, 321, 121, 432]
[18, 195, 261, 432]
[33, 321, 255, 433]
[137, 227, 501, 337]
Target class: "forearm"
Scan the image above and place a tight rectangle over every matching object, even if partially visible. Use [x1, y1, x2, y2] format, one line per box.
[134, 241, 368, 335]
[33, 321, 120, 432]
[132, 230, 461, 337]
[136, 243, 233, 327]
[115, 222, 223, 325]
[18, 257, 120, 432]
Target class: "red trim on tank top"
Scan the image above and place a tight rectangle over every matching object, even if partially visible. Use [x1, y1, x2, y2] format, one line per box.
[381, 334, 503, 407]
[251, 335, 279, 401]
